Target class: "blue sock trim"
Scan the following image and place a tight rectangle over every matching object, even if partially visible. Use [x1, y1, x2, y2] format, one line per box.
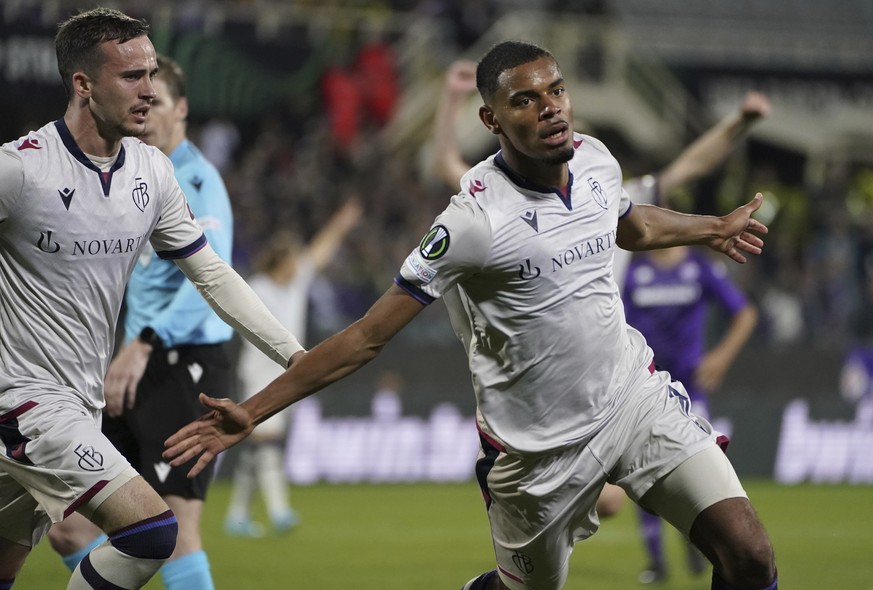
[161, 550, 215, 590]
[62, 533, 108, 571]
[470, 570, 496, 590]
[0, 578, 14, 590]
[109, 510, 178, 560]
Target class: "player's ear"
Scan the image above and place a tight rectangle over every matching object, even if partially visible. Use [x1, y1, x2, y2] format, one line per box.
[72, 71, 92, 99]
[177, 96, 189, 121]
[479, 105, 501, 136]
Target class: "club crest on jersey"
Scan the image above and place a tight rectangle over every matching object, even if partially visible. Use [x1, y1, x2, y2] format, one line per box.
[588, 176, 608, 209]
[419, 225, 450, 261]
[131, 177, 150, 212]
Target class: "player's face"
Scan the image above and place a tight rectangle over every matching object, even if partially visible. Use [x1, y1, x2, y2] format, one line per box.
[141, 77, 186, 155]
[481, 57, 575, 175]
[88, 35, 158, 140]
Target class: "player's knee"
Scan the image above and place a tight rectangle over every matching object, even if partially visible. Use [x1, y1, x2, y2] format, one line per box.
[719, 533, 775, 588]
[736, 538, 775, 581]
[109, 510, 178, 561]
[46, 525, 74, 556]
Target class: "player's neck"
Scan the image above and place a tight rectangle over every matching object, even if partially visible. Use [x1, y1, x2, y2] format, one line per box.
[502, 151, 569, 189]
[63, 107, 121, 158]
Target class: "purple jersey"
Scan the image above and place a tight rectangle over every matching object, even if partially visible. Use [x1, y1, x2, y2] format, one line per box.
[622, 248, 747, 401]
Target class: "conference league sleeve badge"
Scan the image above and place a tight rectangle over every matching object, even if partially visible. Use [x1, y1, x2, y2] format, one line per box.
[405, 224, 450, 284]
[419, 225, 450, 260]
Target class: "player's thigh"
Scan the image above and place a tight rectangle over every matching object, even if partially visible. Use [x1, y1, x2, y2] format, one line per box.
[639, 444, 746, 536]
[90, 475, 169, 533]
[688, 495, 774, 574]
[0, 536, 30, 579]
[1, 398, 134, 535]
[0, 468, 50, 550]
[483, 443, 606, 590]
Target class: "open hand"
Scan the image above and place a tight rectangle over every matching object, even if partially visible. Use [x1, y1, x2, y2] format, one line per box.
[163, 393, 255, 478]
[708, 193, 768, 264]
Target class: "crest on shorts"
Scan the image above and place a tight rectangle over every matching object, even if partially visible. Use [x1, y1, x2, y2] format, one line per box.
[74, 444, 105, 472]
[512, 551, 535, 574]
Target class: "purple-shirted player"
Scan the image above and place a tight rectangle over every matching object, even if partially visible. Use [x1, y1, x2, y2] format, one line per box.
[622, 245, 758, 583]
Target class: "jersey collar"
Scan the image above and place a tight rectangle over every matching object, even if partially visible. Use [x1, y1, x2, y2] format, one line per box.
[54, 119, 127, 197]
[494, 151, 575, 211]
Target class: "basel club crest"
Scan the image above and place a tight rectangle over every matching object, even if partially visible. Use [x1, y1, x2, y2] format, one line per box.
[419, 225, 450, 260]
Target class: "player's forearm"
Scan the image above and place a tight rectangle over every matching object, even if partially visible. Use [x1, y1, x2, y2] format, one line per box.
[242, 320, 384, 425]
[176, 246, 303, 365]
[617, 204, 723, 251]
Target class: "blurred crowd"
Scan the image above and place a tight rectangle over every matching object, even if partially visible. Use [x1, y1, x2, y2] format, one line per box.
[186, 73, 873, 355]
[8, 0, 873, 353]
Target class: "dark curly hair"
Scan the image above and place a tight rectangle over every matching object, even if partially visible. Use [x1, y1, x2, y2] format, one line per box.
[476, 41, 555, 103]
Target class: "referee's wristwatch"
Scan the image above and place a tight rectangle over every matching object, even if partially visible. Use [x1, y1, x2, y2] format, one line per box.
[138, 326, 164, 350]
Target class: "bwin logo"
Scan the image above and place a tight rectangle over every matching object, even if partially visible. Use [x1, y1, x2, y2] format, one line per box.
[131, 177, 150, 212]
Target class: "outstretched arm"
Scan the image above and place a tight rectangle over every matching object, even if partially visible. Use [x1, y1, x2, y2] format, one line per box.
[306, 198, 363, 271]
[163, 284, 425, 477]
[658, 91, 771, 198]
[174, 245, 304, 367]
[430, 60, 478, 189]
[617, 193, 768, 264]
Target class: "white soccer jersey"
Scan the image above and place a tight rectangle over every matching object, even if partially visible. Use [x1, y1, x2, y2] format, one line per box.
[0, 120, 205, 412]
[397, 133, 654, 453]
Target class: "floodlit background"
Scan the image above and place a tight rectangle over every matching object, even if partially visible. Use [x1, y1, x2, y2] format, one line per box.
[3, 0, 873, 587]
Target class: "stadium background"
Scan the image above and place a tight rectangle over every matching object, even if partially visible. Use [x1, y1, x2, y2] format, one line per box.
[2, 0, 872, 483]
[0, 0, 873, 590]
[3, 1, 872, 586]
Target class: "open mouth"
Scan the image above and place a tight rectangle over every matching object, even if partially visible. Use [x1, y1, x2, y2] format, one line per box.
[542, 123, 568, 146]
[131, 105, 150, 123]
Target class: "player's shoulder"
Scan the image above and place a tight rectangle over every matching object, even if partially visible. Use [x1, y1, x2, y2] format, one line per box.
[3, 121, 62, 162]
[457, 154, 522, 204]
[572, 132, 613, 158]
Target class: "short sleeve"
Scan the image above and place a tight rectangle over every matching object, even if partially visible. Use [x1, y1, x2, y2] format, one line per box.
[148, 157, 207, 259]
[395, 194, 491, 304]
[0, 148, 24, 222]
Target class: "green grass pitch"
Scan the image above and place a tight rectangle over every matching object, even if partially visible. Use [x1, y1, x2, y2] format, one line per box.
[16, 480, 873, 589]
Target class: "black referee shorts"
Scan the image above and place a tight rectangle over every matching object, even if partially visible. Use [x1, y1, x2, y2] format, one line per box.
[103, 343, 231, 500]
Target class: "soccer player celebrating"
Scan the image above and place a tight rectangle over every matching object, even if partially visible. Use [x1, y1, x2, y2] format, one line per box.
[165, 41, 778, 590]
[45, 54, 235, 590]
[0, 8, 303, 589]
